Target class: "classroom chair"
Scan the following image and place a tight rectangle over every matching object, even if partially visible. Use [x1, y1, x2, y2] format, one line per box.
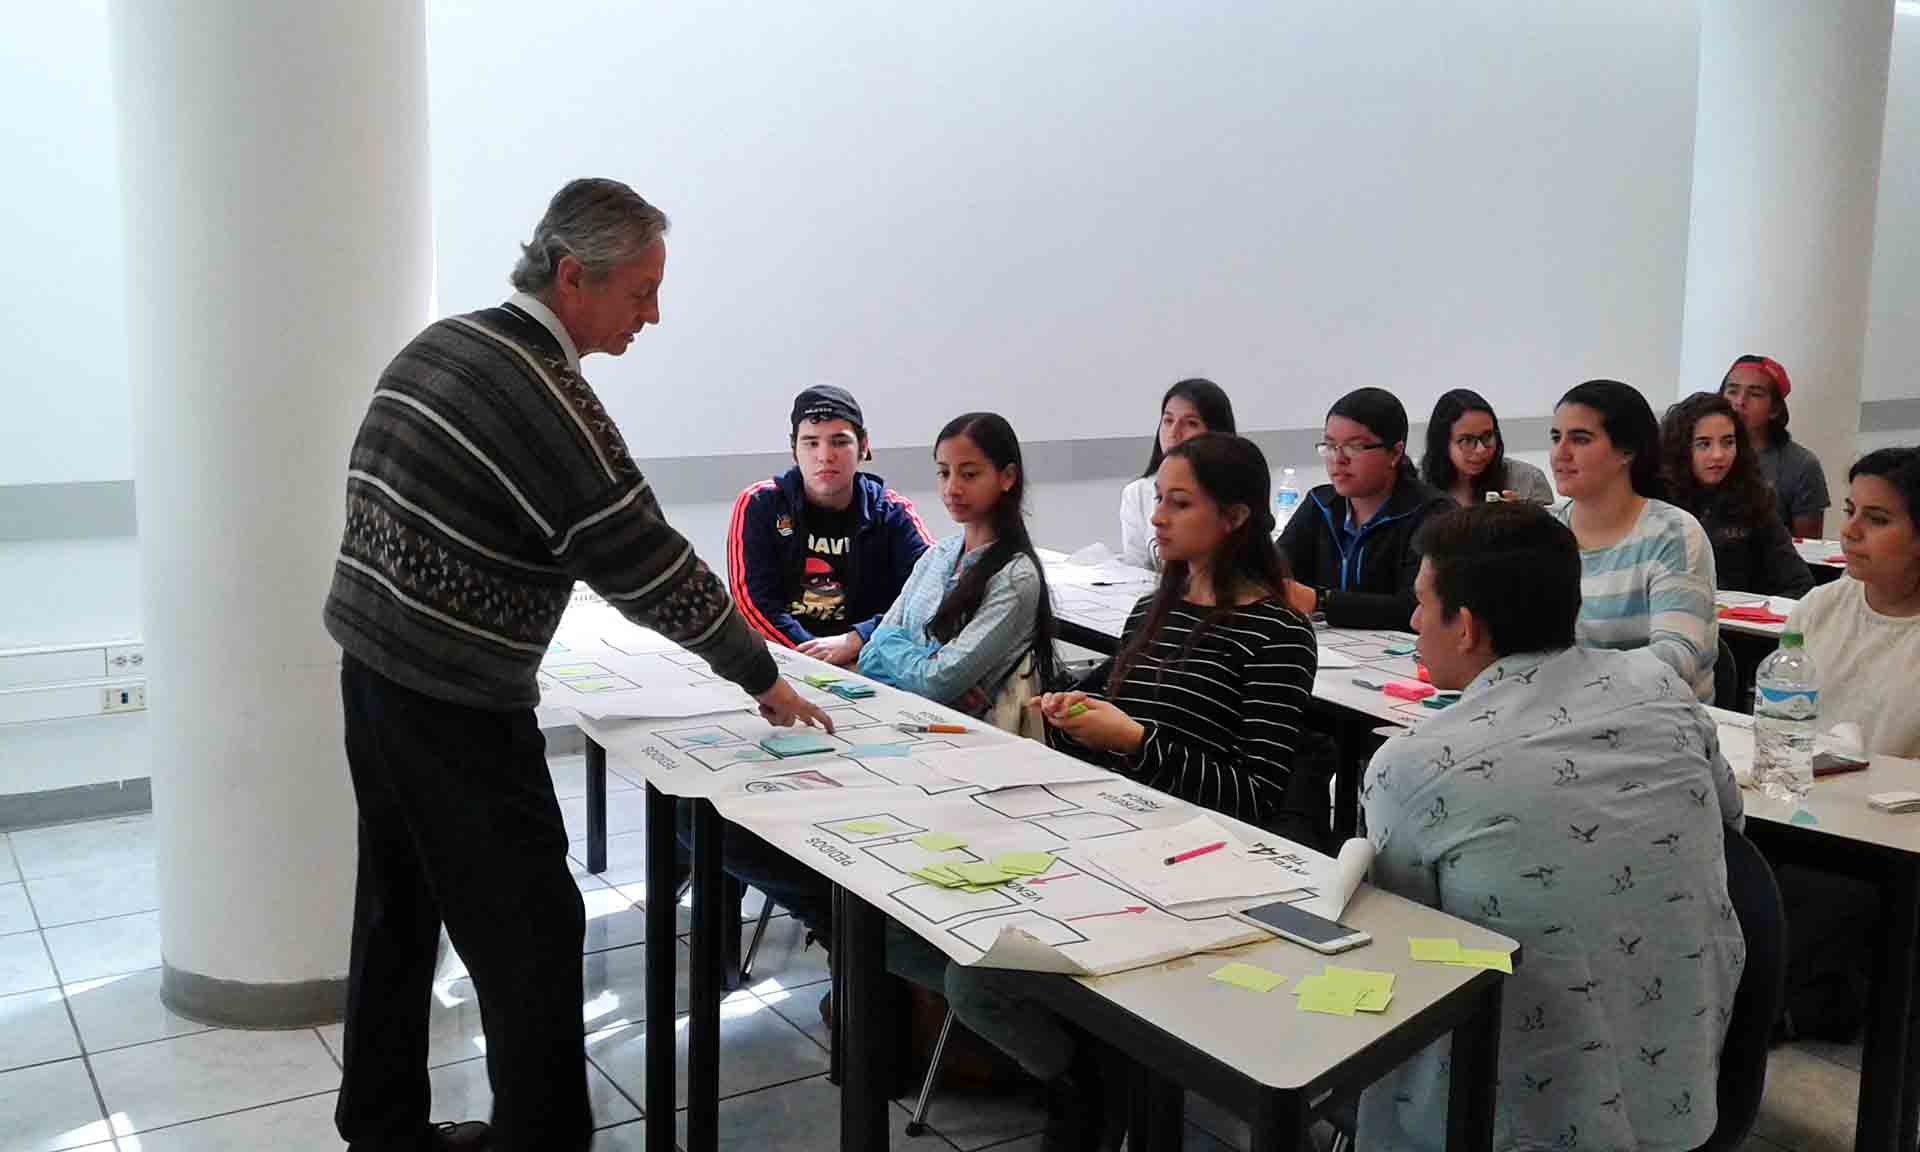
[1713, 637, 1739, 712]
[1705, 823, 1787, 1151]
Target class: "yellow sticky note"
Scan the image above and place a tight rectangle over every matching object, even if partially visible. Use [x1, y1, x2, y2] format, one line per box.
[954, 862, 1012, 886]
[1296, 975, 1361, 1017]
[1409, 937, 1464, 963]
[1451, 948, 1515, 974]
[843, 819, 893, 835]
[1209, 962, 1287, 993]
[911, 866, 962, 888]
[913, 832, 967, 852]
[1325, 966, 1396, 1013]
[992, 852, 1056, 876]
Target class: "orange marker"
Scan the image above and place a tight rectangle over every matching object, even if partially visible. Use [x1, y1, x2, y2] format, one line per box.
[896, 723, 968, 734]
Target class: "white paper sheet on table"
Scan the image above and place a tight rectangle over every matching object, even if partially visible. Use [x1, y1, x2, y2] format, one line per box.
[569, 681, 755, 720]
[1314, 647, 1360, 670]
[915, 743, 1115, 790]
[1079, 816, 1310, 908]
[1291, 838, 1374, 921]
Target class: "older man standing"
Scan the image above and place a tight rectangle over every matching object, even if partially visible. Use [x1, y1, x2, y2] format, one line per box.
[323, 179, 829, 1152]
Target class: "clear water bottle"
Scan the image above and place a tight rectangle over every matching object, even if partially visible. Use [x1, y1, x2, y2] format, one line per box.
[1754, 631, 1819, 802]
[1274, 468, 1301, 535]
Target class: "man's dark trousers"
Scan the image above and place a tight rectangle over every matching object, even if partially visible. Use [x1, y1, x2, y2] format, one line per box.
[335, 654, 591, 1152]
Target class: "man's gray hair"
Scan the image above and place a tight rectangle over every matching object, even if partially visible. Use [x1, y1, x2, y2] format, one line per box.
[510, 178, 670, 295]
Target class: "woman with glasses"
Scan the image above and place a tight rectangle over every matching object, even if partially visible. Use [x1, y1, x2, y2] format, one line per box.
[1277, 387, 1453, 629]
[1550, 379, 1720, 702]
[1421, 389, 1555, 506]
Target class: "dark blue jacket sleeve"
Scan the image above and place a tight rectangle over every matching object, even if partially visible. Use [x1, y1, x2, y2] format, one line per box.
[727, 483, 811, 647]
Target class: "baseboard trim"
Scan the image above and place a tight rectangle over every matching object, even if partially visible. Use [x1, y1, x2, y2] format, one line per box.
[162, 963, 346, 1029]
[0, 777, 152, 832]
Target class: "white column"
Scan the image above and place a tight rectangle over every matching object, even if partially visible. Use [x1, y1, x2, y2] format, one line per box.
[1677, 0, 1895, 534]
[110, 1, 431, 1024]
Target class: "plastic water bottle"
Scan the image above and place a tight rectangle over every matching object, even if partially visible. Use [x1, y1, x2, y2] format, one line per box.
[1754, 631, 1819, 803]
[1274, 469, 1301, 534]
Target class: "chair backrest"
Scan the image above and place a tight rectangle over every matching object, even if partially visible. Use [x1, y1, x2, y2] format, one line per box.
[987, 650, 1046, 741]
[1705, 822, 1787, 1151]
[1713, 638, 1740, 710]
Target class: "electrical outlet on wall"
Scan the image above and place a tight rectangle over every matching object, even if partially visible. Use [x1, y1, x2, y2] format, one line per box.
[101, 683, 146, 713]
[106, 644, 145, 673]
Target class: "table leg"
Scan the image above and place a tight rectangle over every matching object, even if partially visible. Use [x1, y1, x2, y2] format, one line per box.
[1124, 1060, 1185, 1151]
[1858, 855, 1920, 1152]
[828, 885, 844, 1086]
[687, 799, 726, 1152]
[838, 889, 890, 1152]
[642, 784, 678, 1152]
[1247, 1092, 1307, 1152]
[585, 736, 608, 875]
[721, 875, 744, 991]
[1444, 975, 1503, 1152]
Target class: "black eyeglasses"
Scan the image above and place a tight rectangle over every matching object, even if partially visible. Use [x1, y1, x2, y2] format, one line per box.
[1316, 441, 1388, 462]
[1453, 432, 1498, 451]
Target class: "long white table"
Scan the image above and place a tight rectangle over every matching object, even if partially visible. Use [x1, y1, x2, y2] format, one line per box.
[539, 594, 1511, 1152]
[1712, 707, 1920, 1152]
[1796, 537, 1849, 584]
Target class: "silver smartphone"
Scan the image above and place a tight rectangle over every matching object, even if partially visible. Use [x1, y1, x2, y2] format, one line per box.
[1232, 899, 1372, 954]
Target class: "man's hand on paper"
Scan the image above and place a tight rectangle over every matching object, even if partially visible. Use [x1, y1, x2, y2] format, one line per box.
[756, 680, 836, 733]
[1031, 691, 1144, 754]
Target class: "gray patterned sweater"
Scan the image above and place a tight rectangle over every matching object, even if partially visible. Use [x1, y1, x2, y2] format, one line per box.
[1359, 646, 1744, 1152]
[324, 302, 776, 710]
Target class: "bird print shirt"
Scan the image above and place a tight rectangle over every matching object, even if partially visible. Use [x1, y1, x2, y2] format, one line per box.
[1358, 645, 1745, 1152]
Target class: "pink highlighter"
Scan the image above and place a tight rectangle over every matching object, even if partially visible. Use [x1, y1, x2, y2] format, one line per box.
[1383, 681, 1436, 702]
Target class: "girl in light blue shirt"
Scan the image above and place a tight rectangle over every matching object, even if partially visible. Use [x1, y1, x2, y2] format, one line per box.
[858, 412, 1057, 711]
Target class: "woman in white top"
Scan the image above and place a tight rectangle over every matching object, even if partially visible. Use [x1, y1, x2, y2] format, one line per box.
[1785, 447, 1920, 758]
[1118, 378, 1235, 569]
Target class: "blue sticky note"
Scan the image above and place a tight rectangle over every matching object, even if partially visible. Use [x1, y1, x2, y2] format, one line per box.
[1790, 808, 1819, 827]
[1383, 643, 1417, 656]
[760, 732, 836, 758]
[844, 743, 914, 759]
[685, 733, 727, 746]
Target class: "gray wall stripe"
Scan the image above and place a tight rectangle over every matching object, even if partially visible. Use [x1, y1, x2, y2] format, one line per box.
[7, 404, 1917, 541]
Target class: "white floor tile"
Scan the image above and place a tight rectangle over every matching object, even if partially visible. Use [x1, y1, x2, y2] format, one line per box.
[582, 940, 693, 1028]
[0, 987, 80, 1073]
[0, 1057, 115, 1151]
[63, 969, 213, 1054]
[0, 836, 19, 885]
[582, 886, 649, 955]
[1754, 1042, 1857, 1152]
[572, 831, 653, 888]
[587, 995, 831, 1111]
[591, 1120, 648, 1150]
[0, 931, 57, 997]
[114, 1091, 343, 1151]
[0, 983, 79, 1075]
[0, 884, 36, 936]
[907, 1082, 1048, 1151]
[25, 867, 157, 929]
[89, 1027, 340, 1137]
[552, 753, 640, 801]
[43, 913, 160, 983]
[427, 1054, 638, 1129]
[757, 985, 831, 1054]
[561, 789, 652, 842]
[669, 1076, 954, 1152]
[8, 817, 154, 881]
[733, 915, 828, 989]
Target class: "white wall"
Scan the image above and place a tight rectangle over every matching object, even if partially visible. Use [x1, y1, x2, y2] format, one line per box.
[429, 0, 1701, 453]
[0, 0, 130, 486]
[1865, 12, 1920, 403]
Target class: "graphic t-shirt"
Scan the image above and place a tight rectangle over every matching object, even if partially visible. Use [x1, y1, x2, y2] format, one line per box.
[788, 502, 856, 635]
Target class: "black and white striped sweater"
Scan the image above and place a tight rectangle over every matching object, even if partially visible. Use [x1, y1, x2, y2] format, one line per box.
[1071, 597, 1318, 830]
[323, 302, 776, 710]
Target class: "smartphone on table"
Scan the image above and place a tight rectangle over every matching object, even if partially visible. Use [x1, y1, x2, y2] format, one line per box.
[1232, 899, 1372, 954]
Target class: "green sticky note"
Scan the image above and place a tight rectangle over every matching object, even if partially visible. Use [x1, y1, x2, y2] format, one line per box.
[992, 852, 1056, 876]
[1409, 938, 1464, 963]
[761, 732, 836, 757]
[1296, 975, 1361, 1017]
[1790, 808, 1819, 827]
[911, 866, 963, 888]
[953, 862, 1013, 886]
[1383, 643, 1417, 656]
[1065, 701, 1090, 718]
[913, 832, 967, 852]
[1450, 948, 1514, 974]
[1325, 966, 1396, 1012]
[842, 819, 893, 835]
[829, 682, 877, 699]
[1209, 962, 1287, 993]
[803, 674, 843, 688]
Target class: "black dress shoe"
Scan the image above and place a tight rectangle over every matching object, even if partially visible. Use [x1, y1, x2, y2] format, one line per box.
[426, 1120, 491, 1150]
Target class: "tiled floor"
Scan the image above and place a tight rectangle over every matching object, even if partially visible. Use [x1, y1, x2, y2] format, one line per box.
[0, 753, 1865, 1151]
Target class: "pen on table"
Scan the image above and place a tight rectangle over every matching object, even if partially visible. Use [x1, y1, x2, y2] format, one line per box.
[897, 723, 967, 734]
[1164, 841, 1227, 866]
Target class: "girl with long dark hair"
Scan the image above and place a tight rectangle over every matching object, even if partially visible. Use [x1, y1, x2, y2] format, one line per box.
[1119, 378, 1235, 568]
[1549, 379, 1719, 701]
[1660, 392, 1813, 597]
[857, 412, 1057, 713]
[1421, 388, 1554, 506]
